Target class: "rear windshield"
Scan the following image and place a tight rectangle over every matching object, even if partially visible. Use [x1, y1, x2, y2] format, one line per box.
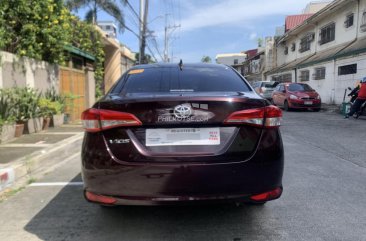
[261, 81, 276, 88]
[288, 83, 313, 92]
[112, 65, 250, 94]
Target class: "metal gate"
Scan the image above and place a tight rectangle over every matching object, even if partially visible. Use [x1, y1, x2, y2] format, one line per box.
[59, 67, 86, 123]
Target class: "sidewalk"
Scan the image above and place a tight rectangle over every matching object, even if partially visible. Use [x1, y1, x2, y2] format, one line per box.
[0, 125, 84, 194]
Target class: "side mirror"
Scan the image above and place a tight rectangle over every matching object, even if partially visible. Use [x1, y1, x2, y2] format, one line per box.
[282, 89, 286, 93]
[348, 87, 352, 90]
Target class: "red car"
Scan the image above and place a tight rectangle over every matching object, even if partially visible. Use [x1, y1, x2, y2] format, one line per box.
[272, 83, 321, 111]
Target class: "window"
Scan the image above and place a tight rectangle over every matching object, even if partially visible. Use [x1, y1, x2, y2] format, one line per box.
[313, 67, 326, 80]
[361, 12, 366, 32]
[106, 25, 111, 30]
[119, 66, 250, 94]
[299, 70, 310, 82]
[284, 46, 288, 55]
[299, 33, 314, 53]
[234, 59, 238, 65]
[288, 83, 313, 92]
[344, 13, 354, 28]
[291, 43, 296, 52]
[319, 23, 335, 45]
[338, 64, 357, 75]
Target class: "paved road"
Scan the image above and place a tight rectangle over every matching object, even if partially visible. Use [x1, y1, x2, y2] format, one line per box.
[0, 111, 365, 241]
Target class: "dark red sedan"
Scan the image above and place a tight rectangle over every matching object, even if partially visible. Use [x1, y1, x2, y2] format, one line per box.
[272, 83, 321, 111]
[81, 63, 284, 206]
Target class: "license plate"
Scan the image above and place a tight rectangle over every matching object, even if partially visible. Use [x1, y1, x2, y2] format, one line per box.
[146, 128, 220, 146]
[304, 101, 313, 105]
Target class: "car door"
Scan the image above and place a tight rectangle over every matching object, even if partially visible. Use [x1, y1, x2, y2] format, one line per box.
[272, 85, 282, 105]
[277, 85, 286, 107]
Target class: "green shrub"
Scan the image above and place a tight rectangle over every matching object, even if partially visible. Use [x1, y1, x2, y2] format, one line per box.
[11, 87, 42, 122]
[0, 89, 16, 124]
[38, 97, 63, 117]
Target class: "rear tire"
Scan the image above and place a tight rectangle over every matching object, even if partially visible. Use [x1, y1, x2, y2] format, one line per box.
[284, 101, 290, 111]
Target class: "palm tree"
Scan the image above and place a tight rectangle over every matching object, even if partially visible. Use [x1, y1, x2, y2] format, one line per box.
[65, 0, 127, 32]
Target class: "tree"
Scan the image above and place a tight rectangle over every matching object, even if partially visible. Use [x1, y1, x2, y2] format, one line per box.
[65, 0, 127, 31]
[201, 56, 212, 63]
[135, 53, 156, 64]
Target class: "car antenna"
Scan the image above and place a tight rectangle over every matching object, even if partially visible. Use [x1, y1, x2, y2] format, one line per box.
[178, 59, 183, 71]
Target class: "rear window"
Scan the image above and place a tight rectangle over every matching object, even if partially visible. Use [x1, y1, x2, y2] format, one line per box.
[113, 65, 250, 94]
[261, 81, 276, 88]
[288, 83, 313, 92]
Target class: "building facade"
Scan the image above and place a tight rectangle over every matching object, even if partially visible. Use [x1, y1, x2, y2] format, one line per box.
[266, 0, 366, 104]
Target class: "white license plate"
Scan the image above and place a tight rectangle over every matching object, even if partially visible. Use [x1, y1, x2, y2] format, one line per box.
[146, 128, 220, 146]
[304, 101, 313, 105]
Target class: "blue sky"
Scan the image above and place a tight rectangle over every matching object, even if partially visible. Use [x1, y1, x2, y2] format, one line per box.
[74, 0, 314, 63]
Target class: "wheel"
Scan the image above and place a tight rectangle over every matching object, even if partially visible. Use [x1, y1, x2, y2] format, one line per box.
[284, 100, 290, 111]
[313, 108, 321, 112]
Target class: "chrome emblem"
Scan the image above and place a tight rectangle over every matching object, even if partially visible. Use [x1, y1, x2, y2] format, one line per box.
[173, 104, 192, 118]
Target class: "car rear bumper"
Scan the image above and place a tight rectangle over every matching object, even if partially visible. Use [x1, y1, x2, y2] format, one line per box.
[288, 100, 321, 109]
[81, 129, 284, 205]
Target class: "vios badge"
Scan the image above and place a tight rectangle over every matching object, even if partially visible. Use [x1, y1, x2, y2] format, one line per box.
[173, 104, 192, 118]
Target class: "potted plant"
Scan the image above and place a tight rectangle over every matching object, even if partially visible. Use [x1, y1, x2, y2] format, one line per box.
[0, 89, 16, 143]
[44, 88, 66, 127]
[12, 87, 42, 134]
[38, 98, 53, 130]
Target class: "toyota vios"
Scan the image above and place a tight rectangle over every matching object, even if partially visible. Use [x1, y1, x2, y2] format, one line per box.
[81, 63, 284, 206]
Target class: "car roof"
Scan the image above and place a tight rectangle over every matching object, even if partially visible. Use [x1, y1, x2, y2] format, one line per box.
[131, 63, 230, 70]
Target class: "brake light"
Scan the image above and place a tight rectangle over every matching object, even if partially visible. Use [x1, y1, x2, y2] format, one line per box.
[224, 106, 282, 128]
[85, 191, 117, 204]
[250, 187, 282, 202]
[81, 108, 142, 132]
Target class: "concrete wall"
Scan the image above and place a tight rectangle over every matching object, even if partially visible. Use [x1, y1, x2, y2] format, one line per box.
[216, 54, 247, 65]
[0, 51, 59, 93]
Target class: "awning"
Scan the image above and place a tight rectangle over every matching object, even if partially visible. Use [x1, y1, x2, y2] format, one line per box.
[64, 45, 95, 61]
[298, 41, 353, 69]
[335, 37, 366, 59]
[266, 54, 315, 76]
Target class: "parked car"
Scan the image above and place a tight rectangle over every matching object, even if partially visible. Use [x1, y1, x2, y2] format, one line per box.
[252, 81, 277, 100]
[81, 63, 284, 206]
[272, 83, 321, 111]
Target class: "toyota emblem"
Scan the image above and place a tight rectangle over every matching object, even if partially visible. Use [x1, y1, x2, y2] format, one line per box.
[173, 105, 192, 118]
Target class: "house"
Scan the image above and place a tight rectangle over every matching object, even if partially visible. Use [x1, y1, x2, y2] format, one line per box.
[97, 21, 118, 39]
[95, 24, 136, 92]
[265, 0, 366, 104]
[215, 53, 247, 66]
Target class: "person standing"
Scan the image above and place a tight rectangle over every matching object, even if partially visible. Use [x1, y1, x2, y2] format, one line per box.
[345, 77, 366, 118]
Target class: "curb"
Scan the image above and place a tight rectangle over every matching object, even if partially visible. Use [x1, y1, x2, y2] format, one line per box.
[0, 132, 84, 194]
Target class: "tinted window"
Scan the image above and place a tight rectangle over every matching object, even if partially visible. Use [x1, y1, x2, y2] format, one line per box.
[288, 83, 313, 92]
[262, 81, 275, 88]
[120, 66, 250, 94]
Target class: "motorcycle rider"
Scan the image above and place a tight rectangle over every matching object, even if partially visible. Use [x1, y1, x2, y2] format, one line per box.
[345, 77, 366, 118]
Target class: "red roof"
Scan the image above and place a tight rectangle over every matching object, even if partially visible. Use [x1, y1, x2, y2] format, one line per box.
[285, 14, 313, 32]
[243, 49, 258, 59]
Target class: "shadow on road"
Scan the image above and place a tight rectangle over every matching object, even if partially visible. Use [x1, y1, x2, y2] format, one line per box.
[24, 174, 276, 241]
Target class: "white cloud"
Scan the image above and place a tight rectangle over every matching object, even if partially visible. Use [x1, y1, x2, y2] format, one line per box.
[179, 0, 311, 33]
[249, 32, 258, 40]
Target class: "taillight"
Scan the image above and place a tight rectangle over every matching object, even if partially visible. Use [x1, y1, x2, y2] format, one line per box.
[81, 108, 142, 132]
[85, 191, 117, 204]
[250, 187, 282, 202]
[224, 106, 282, 128]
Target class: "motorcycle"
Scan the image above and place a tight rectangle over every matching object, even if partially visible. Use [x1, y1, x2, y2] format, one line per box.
[347, 86, 366, 118]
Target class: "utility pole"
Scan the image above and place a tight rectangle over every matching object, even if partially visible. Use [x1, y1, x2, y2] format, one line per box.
[139, 0, 149, 64]
[164, 14, 180, 63]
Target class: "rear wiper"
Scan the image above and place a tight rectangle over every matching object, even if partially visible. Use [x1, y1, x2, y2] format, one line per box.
[237, 91, 246, 96]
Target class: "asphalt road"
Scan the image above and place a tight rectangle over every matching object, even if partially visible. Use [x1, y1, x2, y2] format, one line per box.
[0, 111, 365, 241]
